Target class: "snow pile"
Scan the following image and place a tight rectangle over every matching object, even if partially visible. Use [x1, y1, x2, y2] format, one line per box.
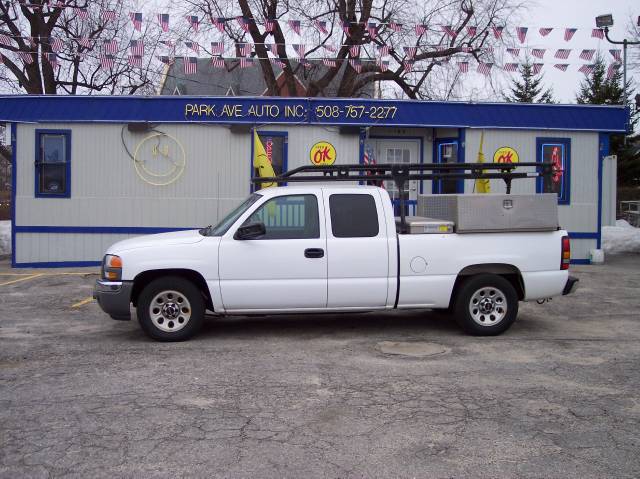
[602, 219, 640, 255]
[0, 220, 10, 255]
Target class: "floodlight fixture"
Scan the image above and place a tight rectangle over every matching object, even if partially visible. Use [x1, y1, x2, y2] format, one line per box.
[595, 14, 614, 28]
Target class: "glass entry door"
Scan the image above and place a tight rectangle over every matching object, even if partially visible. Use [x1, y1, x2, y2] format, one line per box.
[376, 139, 420, 214]
[433, 139, 462, 194]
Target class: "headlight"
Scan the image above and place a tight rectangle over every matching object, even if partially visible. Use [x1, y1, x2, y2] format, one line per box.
[103, 254, 123, 281]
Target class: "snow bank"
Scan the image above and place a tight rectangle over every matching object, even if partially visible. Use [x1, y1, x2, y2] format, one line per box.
[0, 220, 10, 255]
[602, 219, 640, 255]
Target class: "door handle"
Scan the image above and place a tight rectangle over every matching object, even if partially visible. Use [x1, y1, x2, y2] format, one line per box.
[304, 248, 324, 258]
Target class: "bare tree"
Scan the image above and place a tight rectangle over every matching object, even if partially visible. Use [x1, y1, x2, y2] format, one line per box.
[179, 0, 521, 98]
[0, 0, 169, 94]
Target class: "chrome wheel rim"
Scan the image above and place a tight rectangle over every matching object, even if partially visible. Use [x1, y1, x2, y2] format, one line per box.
[469, 287, 507, 326]
[149, 290, 191, 333]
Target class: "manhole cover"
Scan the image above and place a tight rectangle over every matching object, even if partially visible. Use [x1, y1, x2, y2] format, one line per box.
[378, 341, 450, 358]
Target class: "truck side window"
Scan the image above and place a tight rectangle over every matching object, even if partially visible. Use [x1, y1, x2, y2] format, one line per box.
[329, 194, 379, 238]
[244, 194, 319, 239]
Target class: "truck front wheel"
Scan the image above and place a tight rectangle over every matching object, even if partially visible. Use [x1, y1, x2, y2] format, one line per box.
[137, 276, 205, 341]
[453, 274, 518, 336]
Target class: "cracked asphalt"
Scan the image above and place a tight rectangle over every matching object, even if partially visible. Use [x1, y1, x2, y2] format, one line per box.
[1, 255, 639, 478]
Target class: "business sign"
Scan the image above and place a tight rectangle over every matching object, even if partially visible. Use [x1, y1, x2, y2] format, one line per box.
[493, 146, 519, 164]
[310, 141, 336, 166]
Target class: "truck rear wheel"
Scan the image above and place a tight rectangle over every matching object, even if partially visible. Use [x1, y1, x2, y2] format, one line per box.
[453, 274, 518, 336]
[137, 276, 205, 341]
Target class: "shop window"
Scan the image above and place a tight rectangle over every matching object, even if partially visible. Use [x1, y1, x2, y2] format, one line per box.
[252, 131, 287, 191]
[329, 194, 379, 238]
[244, 194, 319, 239]
[536, 138, 571, 205]
[35, 130, 71, 198]
[433, 139, 461, 194]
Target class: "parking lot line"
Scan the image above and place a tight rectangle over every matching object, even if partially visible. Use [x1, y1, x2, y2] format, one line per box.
[71, 297, 95, 308]
[0, 273, 45, 286]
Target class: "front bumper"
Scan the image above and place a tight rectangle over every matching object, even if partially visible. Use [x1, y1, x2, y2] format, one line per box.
[93, 280, 133, 320]
[562, 275, 579, 295]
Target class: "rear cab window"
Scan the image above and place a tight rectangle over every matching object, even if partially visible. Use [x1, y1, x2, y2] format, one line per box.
[329, 194, 379, 238]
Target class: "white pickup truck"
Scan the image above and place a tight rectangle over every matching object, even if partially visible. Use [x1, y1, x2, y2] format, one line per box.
[94, 185, 577, 341]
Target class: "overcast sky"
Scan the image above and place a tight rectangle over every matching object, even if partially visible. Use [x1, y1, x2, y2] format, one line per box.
[520, 0, 638, 102]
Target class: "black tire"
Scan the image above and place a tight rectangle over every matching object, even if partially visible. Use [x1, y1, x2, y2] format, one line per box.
[453, 274, 519, 336]
[137, 276, 205, 341]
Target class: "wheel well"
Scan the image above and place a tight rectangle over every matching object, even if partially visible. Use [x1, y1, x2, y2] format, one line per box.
[131, 269, 213, 311]
[450, 264, 525, 306]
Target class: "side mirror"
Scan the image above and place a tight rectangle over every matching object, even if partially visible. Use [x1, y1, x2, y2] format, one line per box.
[234, 222, 266, 240]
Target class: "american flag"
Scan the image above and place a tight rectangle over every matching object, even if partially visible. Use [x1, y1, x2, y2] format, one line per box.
[532, 63, 543, 75]
[292, 44, 305, 57]
[18, 51, 33, 64]
[322, 58, 337, 68]
[492, 26, 504, 39]
[349, 44, 360, 56]
[314, 20, 328, 35]
[49, 37, 64, 52]
[531, 49, 545, 59]
[102, 39, 117, 54]
[466, 26, 477, 36]
[367, 22, 378, 39]
[237, 17, 250, 32]
[555, 49, 571, 59]
[239, 57, 254, 68]
[268, 43, 279, 55]
[516, 27, 528, 43]
[265, 19, 275, 32]
[212, 17, 226, 33]
[128, 54, 142, 67]
[0, 34, 11, 47]
[129, 12, 143, 31]
[237, 42, 251, 56]
[45, 52, 58, 68]
[100, 54, 115, 69]
[160, 40, 175, 49]
[539, 27, 553, 37]
[607, 62, 621, 80]
[157, 14, 169, 32]
[269, 58, 285, 68]
[579, 49, 595, 61]
[503, 63, 518, 72]
[415, 24, 427, 35]
[442, 25, 457, 38]
[323, 44, 336, 53]
[77, 37, 93, 49]
[402, 60, 414, 73]
[185, 41, 199, 54]
[186, 15, 199, 32]
[389, 22, 402, 32]
[184, 56, 198, 74]
[506, 47, 520, 57]
[101, 10, 116, 22]
[609, 49, 621, 61]
[377, 59, 390, 72]
[341, 20, 350, 35]
[403, 46, 417, 59]
[457, 61, 469, 73]
[377, 45, 390, 57]
[591, 28, 604, 39]
[211, 56, 225, 68]
[564, 28, 577, 41]
[477, 62, 493, 76]
[211, 41, 224, 55]
[159, 55, 174, 65]
[553, 64, 568, 71]
[26, 36, 36, 47]
[0, 53, 4, 65]
[130, 39, 144, 56]
[578, 64, 594, 76]
[75, 6, 88, 19]
[349, 59, 362, 73]
[288, 20, 301, 35]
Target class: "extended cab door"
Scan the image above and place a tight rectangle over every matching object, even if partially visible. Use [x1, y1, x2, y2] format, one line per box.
[218, 193, 328, 311]
[323, 190, 390, 308]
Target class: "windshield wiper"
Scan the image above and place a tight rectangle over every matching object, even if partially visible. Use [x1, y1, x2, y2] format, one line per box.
[198, 225, 213, 236]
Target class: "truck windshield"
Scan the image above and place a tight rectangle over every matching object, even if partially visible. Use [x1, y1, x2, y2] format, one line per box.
[202, 193, 262, 236]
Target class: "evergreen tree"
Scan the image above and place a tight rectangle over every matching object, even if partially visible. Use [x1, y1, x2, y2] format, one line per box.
[504, 61, 555, 103]
[576, 56, 639, 186]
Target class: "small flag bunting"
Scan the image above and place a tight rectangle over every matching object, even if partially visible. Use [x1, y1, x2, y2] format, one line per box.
[129, 39, 144, 56]
[492, 26, 504, 39]
[458, 61, 469, 73]
[367, 22, 377, 39]
[532, 63, 543, 75]
[389, 22, 402, 32]
[506, 48, 520, 57]
[532, 48, 545, 59]
[516, 27, 528, 44]
[403, 60, 414, 73]
[100, 54, 115, 69]
[591, 28, 604, 39]
[578, 64, 594, 76]
[314, 20, 328, 35]
[212, 56, 225, 68]
[185, 41, 199, 54]
[322, 58, 337, 68]
[415, 24, 427, 35]
[442, 25, 456, 37]
[466, 26, 477, 36]
[292, 44, 305, 57]
[564, 28, 577, 41]
[378, 59, 390, 71]
[609, 49, 621, 61]
[288, 19, 301, 35]
[553, 64, 568, 71]
[539, 27, 553, 36]
[157, 14, 169, 32]
[184, 56, 198, 74]
[579, 49, 595, 61]
[128, 54, 143, 67]
[129, 12, 142, 31]
[607, 62, 620, 80]
[212, 17, 226, 33]
[101, 10, 116, 22]
[211, 41, 224, 55]
[477, 62, 493, 75]
[349, 59, 362, 73]
[555, 49, 571, 59]
[403, 46, 417, 59]
[349, 44, 360, 56]
[504, 63, 518, 72]
[377, 45, 390, 57]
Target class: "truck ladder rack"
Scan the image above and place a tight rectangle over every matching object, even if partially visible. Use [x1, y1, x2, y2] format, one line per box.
[251, 162, 553, 234]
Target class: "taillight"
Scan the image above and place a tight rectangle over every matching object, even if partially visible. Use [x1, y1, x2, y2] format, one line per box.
[561, 236, 571, 270]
